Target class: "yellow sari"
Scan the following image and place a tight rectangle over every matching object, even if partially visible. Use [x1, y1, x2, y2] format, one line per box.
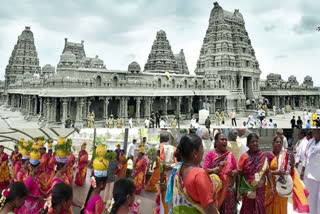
[265, 151, 309, 214]
[145, 157, 160, 192]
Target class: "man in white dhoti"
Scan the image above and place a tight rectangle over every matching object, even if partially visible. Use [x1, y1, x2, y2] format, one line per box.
[273, 105, 276, 116]
[301, 129, 320, 214]
[294, 130, 311, 174]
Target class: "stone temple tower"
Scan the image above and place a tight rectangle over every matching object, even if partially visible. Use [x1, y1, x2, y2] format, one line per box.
[195, 2, 261, 105]
[5, 26, 41, 88]
[144, 30, 180, 73]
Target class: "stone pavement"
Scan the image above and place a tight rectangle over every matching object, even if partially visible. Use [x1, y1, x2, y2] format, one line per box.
[71, 168, 157, 213]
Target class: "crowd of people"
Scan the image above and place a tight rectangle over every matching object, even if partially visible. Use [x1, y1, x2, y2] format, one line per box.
[0, 136, 160, 214]
[159, 128, 320, 214]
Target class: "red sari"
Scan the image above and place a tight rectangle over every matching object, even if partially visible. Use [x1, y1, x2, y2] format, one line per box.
[134, 156, 148, 194]
[238, 150, 268, 214]
[46, 153, 56, 188]
[204, 150, 237, 213]
[0, 152, 10, 189]
[67, 152, 75, 185]
[75, 150, 88, 186]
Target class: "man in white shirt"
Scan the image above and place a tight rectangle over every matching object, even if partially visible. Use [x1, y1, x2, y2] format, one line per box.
[231, 110, 237, 127]
[276, 129, 288, 149]
[304, 110, 309, 125]
[238, 128, 249, 157]
[273, 105, 276, 116]
[190, 115, 196, 128]
[301, 129, 320, 214]
[126, 139, 136, 160]
[144, 118, 150, 128]
[160, 118, 166, 128]
[295, 130, 311, 174]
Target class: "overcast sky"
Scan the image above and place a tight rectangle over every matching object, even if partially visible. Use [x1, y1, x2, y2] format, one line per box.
[0, 0, 319, 85]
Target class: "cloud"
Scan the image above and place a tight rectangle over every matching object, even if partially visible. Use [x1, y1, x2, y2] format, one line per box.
[293, 16, 320, 34]
[264, 25, 276, 32]
[0, 0, 320, 86]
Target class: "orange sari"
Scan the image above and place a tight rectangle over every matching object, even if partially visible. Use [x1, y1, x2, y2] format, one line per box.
[38, 153, 48, 192]
[46, 153, 56, 188]
[75, 150, 88, 186]
[145, 157, 160, 192]
[265, 151, 309, 214]
[118, 154, 128, 178]
[134, 156, 148, 195]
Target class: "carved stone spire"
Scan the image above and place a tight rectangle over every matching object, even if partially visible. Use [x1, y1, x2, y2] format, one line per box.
[5, 26, 41, 88]
[144, 30, 179, 73]
[174, 49, 189, 74]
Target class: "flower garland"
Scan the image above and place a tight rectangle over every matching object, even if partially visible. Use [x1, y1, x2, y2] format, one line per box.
[44, 196, 53, 213]
[90, 176, 96, 188]
[0, 189, 10, 211]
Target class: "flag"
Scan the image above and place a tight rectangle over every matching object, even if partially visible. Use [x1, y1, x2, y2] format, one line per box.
[165, 72, 170, 79]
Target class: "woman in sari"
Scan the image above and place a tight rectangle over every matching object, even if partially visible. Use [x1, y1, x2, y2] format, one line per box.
[108, 178, 137, 214]
[145, 150, 160, 192]
[265, 136, 309, 214]
[237, 133, 273, 214]
[43, 183, 73, 214]
[0, 145, 10, 190]
[75, 142, 88, 186]
[10, 145, 20, 178]
[0, 182, 28, 214]
[67, 151, 75, 185]
[38, 141, 48, 192]
[167, 134, 218, 214]
[204, 132, 238, 214]
[81, 145, 108, 214]
[134, 145, 148, 195]
[46, 145, 56, 188]
[118, 150, 128, 178]
[16, 158, 30, 183]
[18, 146, 45, 214]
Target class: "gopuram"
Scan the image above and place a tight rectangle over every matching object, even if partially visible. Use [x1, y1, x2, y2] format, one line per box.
[1, 2, 319, 127]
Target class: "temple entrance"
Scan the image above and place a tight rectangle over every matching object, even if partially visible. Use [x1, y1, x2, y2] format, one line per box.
[69, 99, 77, 121]
[56, 99, 61, 122]
[108, 98, 119, 117]
[128, 97, 136, 118]
[36, 98, 40, 114]
[192, 96, 199, 113]
[152, 97, 162, 115]
[181, 97, 188, 114]
[89, 97, 104, 121]
[243, 77, 253, 100]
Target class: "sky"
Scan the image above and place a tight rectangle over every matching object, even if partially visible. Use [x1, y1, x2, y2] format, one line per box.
[0, 0, 319, 85]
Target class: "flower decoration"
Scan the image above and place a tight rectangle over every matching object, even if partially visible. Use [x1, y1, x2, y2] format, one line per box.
[90, 176, 97, 188]
[44, 196, 53, 212]
[106, 198, 115, 213]
[2, 189, 9, 198]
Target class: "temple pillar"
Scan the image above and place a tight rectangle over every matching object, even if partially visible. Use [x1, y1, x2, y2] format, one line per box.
[210, 97, 216, 117]
[199, 96, 203, 111]
[136, 97, 141, 123]
[144, 97, 150, 118]
[39, 97, 43, 116]
[124, 97, 128, 121]
[104, 97, 109, 120]
[80, 98, 84, 123]
[43, 99, 47, 120]
[188, 96, 193, 119]
[177, 97, 181, 117]
[46, 98, 51, 123]
[28, 96, 32, 116]
[62, 98, 68, 125]
[163, 97, 168, 118]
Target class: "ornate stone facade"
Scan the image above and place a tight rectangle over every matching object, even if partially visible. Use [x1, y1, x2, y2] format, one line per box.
[1, 2, 319, 128]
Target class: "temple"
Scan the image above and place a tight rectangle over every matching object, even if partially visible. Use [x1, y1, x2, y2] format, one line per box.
[1, 2, 319, 128]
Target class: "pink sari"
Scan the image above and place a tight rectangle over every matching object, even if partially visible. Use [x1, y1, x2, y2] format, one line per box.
[16, 169, 28, 182]
[75, 150, 88, 186]
[67, 152, 75, 185]
[84, 195, 104, 214]
[17, 177, 43, 214]
[204, 150, 237, 213]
